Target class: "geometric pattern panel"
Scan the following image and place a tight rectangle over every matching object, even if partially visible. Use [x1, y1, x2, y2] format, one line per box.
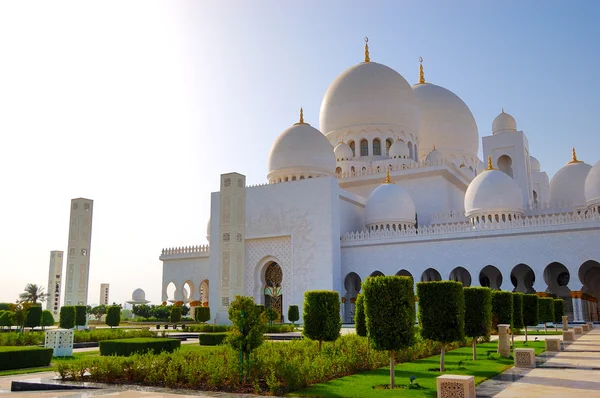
[545, 338, 561, 352]
[44, 329, 74, 357]
[514, 348, 536, 368]
[437, 375, 475, 398]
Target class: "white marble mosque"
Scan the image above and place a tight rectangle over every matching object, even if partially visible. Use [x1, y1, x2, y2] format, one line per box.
[160, 40, 600, 325]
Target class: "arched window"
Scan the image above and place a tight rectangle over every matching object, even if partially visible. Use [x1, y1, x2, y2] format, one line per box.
[360, 139, 368, 156]
[408, 142, 414, 160]
[349, 141, 356, 157]
[373, 139, 381, 156]
[533, 190, 538, 206]
[386, 139, 393, 156]
[264, 263, 283, 321]
[336, 167, 342, 175]
[498, 155, 513, 178]
[414, 144, 418, 161]
[351, 166, 355, 174]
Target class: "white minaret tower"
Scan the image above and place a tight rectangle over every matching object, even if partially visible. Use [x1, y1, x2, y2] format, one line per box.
[46, 251, 64, 320]
[64, 198, 94, 306]
[99, 283, 109, 305]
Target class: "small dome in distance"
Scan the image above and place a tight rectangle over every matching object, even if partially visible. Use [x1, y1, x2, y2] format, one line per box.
[492, 109, 517, 135]
[389, 139, 409, 159]
[426, 147, 444, 164]
[365, 171, 416, 229]
[334, 142, 353, 161]
[550, 148, 592, 208]
[132, 288, 146, 301]
[585, 160, 600, 209]
[465, 157, 524, 218]
[530, 156, 541, 172]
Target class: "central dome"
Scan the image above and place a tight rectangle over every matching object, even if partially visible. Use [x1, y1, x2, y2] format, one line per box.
[319, 62, 419, 135]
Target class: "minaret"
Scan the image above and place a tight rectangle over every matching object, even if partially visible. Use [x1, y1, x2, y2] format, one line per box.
[64, 198, 94, 306]
[99, 283, 110, 305]
[45, 251, 64, 320]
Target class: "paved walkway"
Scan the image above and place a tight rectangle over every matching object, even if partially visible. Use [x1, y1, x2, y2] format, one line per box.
[478, 327, 600, 397]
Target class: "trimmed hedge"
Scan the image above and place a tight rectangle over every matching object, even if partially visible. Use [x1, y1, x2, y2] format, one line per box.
[554, 299, 565, 324]
[0, 346, 53, 371]
[25, 305, 42, 329]
[60, 306, 76, 329]
[0, 303, 11, 311]
[99, 338, 180, 356]
[522, 294, 539, 327]
[491, 291, 513, 330]
[75, 306, 87, 326]
[41, 310, 55, 328]
[186, 324, 230, 333]
[288, 305, 299, 326]
[354, 294, 367, 337]
[303, 291, 341, 349]
[512, 293, 524, 329]
[417, 281, 465, 343]
[538, 297, 555, 324]
[106, 306, 121, 328]
[199, 333, 227, 346]
[464, 287, 492, 338]
[195, 307, 211, 323]
[170, 306, 182, 323]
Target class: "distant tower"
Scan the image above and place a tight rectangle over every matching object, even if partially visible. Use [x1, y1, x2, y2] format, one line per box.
[64, 198, 94, 306]
[99, 283, 109, 305]
[45, 251, 64, 320]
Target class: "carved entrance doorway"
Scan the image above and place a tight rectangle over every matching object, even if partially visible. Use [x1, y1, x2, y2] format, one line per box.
[264, 262, 283, 322]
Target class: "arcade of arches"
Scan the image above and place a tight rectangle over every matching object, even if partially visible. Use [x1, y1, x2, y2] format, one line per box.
[343, 261, 600, 324]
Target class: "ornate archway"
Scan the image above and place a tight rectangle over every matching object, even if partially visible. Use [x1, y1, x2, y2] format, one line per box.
[479, 265, 503, 290]
[264, 262, 283, 321]
[343, 272, 362, 323]
[449, 267, 472, 287]
[421, 268, 441, 282]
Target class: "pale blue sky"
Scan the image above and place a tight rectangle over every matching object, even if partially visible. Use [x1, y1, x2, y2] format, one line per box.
[0, 1, 598, 305]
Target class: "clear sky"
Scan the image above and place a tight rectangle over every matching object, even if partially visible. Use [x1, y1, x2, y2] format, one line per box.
[1, 1, 599, 306]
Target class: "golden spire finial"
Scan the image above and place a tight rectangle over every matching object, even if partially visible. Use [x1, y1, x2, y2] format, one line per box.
[419, 57, 425, 84]
[568, 147, 583, 164]
[299, 107, 304, 124]
[487, 155, 494, 170]
[384, 168, 393, 184]
[364, 37, 370, 63]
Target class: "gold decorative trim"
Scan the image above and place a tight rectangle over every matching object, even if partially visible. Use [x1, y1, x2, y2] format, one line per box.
[567, 147, 583, 164]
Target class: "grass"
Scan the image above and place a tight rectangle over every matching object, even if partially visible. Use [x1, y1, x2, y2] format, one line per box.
[289, 341, 545, 397]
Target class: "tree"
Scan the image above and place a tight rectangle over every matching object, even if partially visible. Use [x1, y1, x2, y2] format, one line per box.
[0, 303, 11, 311]
[41, 310, 55, 330]
[170, 306, 182, 323]
[132, 304, 151, 319]
[105, 305, 121, 328]
[0, 310, 14, 330]
[227, 296, 266, 382]
[554, 299, 565, 331]
[464, 287, 492, 360]
[150, 305, 170, 320]
[19, 284, 48, 304]
[512, 293, 524, 347]
[91, 305, 107, 320]
[264, 307, 278, 326]
[195, 307, 211, 323]
[60, 306, 76, 329]
[538, 297, 555, 333]
[75, 306, 87, 327]
[303, 291, 341, 350]
[491, 291, 513, 332]
[522, 294, 539, 342]
[13, 302, 32, 333]
[287, 305, 299, 327]
[354, 294, 367, 337]
[25, 304, 42, 330]
[363, 276, 415, 388]
[181, 305, 190, 317]
[417, 281, 464, 372]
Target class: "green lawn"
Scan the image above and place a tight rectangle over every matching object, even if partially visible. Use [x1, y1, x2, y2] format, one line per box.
[290, 341, 545, 398]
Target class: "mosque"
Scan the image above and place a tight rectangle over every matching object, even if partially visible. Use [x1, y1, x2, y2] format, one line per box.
[160, 39, 600, 325]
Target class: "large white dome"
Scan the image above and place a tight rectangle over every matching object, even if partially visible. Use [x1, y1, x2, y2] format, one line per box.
[550, 153, 592, 208]
[365, 175, 416, 228]
[267, 118, 336, 182]
[319, 62, 419, 135]
[492, 110, 517, 135]
[585, 160, 600, 209]
[465, 163, 524, 218]
[412, 82, 479, 157]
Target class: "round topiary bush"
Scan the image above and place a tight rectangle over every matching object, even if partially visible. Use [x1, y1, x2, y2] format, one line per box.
[60, 306, 76, 329]
[553, 299, 565, 330]
[491, 291, 513, 331]
[195, 307, 211, 323]
[105, 306, 121, 328]
[170, 306, 182, 323]
[75, 306, 87, 327]
[464, 287, 492, 360]
[522, 294, 539, 341]
[303, 290, 341, 350]
[354, 294, 367, 337]
[287, 305, 299, 327]
[538, 297, 555, 333]
[25, 305, 42, 330]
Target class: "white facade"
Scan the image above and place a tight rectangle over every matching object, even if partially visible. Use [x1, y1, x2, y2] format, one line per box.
[45, 250, 63, 320]
[160, 49, 600, 325]
[99, 283, 109, 305]
[64, 198, 94, 306]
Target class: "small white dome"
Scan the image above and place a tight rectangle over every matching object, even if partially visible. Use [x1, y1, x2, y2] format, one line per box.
[492, 110, 517, 134]
[585, 160, 600, 209]
[389, 139, 409, 159]
[132, 288, 146, 301]
[319, 62, 419, 135]
[426, 148, 445, 164]
[530, 156, 541, 172]
[206, 218, 211, 242]
[334, 142, 353, 161]
[465, 167, 524, 218]
[550, 155, 592, 208]
[267, 120, 336, 182]
[365, 178, 416, 227]
[412, 82, 479, 157]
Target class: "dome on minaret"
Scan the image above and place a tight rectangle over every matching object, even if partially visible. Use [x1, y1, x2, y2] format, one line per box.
[127, 288, 150, 305]
[319, 38, 419, 136]
[550, 148, 592, 208]
[492, 109, 517, 135]
[268, 109, 336, 183]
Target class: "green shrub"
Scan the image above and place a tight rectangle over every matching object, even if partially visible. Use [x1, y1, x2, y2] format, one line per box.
[553, 299, 565, 324]
[170, 306, 182, 323]
[491, 291, 513, 331]
[265, 324, 295, 333]
[99, 338, 180, 356]
[0, 310, 14, 330]
[0, 331, 44, 346]
[287, 305, 299, 327]
[199, 333, 227, 346]
[0, 346, 53, 371]
[256, 304, 265, 313]
[186, 324, 230, 333]
[512, 292, 524, 329]
[0, 303, 11, 311]
[75, 306, 87, 326]
[354, 294, 367, 337]
[303, 291, 341, 350]
[41, 310, 55, 329]
[195, 307, 210, 323]
[522, 294, 539, 341]
[106, 306, 121, 328]
[73, 329, 154, 343]
[265, 307, 279, 326]
[417, 281, 464, 372]
[363, 276, 415, 388]
[463, 287, 492, 360]
[25, 305, 42, 329]
[538, 297, 555, 331]
[60, 306, 76, 329]
[150, 305, 170, 320]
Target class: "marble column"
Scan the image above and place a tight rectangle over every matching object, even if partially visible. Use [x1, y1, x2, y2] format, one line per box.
[562, 315, 568, 331]
[497, 324, 511, 358]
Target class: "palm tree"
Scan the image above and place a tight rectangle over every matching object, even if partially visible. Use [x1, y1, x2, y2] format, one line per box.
[19, 284, 48, 304]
